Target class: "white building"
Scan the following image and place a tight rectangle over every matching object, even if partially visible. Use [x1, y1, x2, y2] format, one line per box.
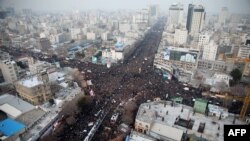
[0, 94, 35, 119]
[174, 28, 187, 45]
[186, 4, 205, 35]
[135, 101, 245, 141]
[70, 28, 81, 40]
[237, 46, 250, 58]
[198, 32, 210, 50]
[168, 3, 183, 26]
[133, 8, 149, 25]
[86, 32, 96, 40]
[202, 40, 218, 61]
[205, 72, 232, 87]
[218, 7, 229, 26]
[0, 60, 21, 83]
[119, 23, 131, 33]
[101, 32, 110, 41]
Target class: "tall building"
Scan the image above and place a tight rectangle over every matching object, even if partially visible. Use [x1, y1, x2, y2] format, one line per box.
[149, 5, 159, 17]
[0, 60, 20, 83]
[218, 7, 229, 26]
[186, 4, 205, 35]
[168, 3, 183, 25]
[198, 32, 210, 50]
[15, 71, 52, 105]
[0, 51, 22, 83]
[202, 40, 218, 61]
[133, 8, 149, 25]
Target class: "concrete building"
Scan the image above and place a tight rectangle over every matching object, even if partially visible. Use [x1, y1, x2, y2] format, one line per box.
[154, 46, 198, 74]
[168, 3, 183, 26]
[39, 38, 51, 52]
[0, 60, 21, 83]
[198, 32, 210, 50]
[237, 46, 250, 58]
[70, 28, 81, 40]
[128, 130, 156, 141]
[196, 60, 233, 72]
[186, 4, 205, 35]
[0, 94, 35, 119]
[218, 7, 229, 26]
[174, 28, 188, 45]
[102, 41, 134, 63]
[119, 23, 131, 33]
[15, 71, 52, 105]
[205, 72, 232, 88]
[101, 32, 111, 41]
[28, 57, 56, 75]
[55, 33, 71, 44]
[86, 32, 96, 40]
[202, 40, 218, 61]
[133, 8, 149, 25]
[149, 5, 159, 18]
[0, 50, 11, 61]
[135, 101, 245, 141]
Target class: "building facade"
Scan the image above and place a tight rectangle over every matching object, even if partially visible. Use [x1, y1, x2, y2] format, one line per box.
[237, 46, 250, 58]
[0, 60, 20, 83]
[186, 4, 205, 35]
[174, 28, 188, 45]
[202, 40, 218, 61]
[168, 3, 183, 26]
[15, 72, 52, 105]
[218, 7, 229, 26]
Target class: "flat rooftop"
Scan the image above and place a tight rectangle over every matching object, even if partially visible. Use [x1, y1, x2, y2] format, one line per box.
[136, 101, 246, 141]
[18, 76, 43, 88]
[16, 108, 46, 126]
[129, 130, 156, 141]
[0, 94, 35, 118]
[0, 118, 25, 137]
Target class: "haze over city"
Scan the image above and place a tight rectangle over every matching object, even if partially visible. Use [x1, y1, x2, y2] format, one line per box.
[0, 0, 250, 141]
[1, 0, 250, 14]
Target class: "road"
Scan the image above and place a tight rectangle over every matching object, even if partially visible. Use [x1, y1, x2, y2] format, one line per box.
[1, 18, 203, 141]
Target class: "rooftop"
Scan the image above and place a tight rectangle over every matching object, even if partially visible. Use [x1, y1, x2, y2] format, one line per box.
[136, 101, 246, 141]
[0, 118, 25, 137]
[0, 94, 35, 118]
[129, 130, 156, 141]
[16, 108, 46, 126]
[18, 76, 43, 88]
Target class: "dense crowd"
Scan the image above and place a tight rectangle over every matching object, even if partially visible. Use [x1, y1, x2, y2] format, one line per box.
[1, 19, 203, 141]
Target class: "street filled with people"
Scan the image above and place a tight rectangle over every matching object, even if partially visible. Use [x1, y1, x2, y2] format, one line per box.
[1, 18, 203, 141]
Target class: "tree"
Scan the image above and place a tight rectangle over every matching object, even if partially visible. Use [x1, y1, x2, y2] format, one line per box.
[16, 61, 28, 69]
[77, 96, 94, 113]
[49, 99, 55, 105]
[230, 68, 242, 83]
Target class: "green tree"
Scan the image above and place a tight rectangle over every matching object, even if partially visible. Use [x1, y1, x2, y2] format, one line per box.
[77, 96, 93, 113]
[230, 68, 242, 83]
[49, 99, 55, 105]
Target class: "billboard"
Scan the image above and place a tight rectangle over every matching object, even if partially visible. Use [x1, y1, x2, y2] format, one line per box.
[163, 47, 198, 63]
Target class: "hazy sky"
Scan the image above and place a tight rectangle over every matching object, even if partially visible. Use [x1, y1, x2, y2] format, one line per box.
[1, 0, 250, 14]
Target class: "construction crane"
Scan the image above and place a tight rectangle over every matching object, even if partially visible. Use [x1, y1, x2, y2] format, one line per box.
[240, 86, 250, 119]
[234, 58, 250, 119]
[204, 57, 250, 119]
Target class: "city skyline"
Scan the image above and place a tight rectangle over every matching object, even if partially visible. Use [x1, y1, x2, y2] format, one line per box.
[1, 0, 250, 14]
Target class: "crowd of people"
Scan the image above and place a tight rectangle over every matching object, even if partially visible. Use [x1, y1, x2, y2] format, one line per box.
[2, 19, 203, 141]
